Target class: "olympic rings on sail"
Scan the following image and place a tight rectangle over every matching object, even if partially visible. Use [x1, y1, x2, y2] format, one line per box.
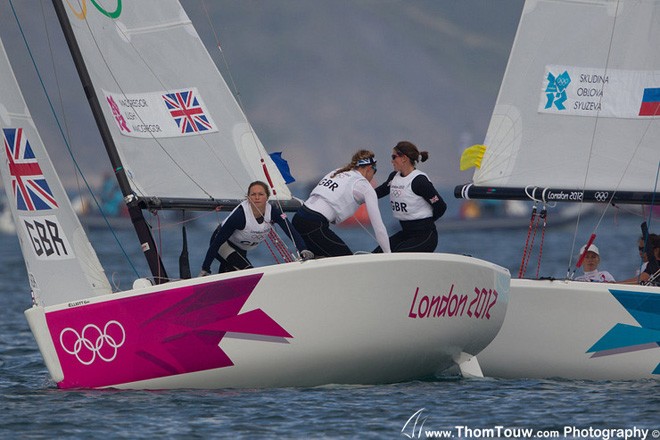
[65, 0, 122, 20]
[59, 320, 126, 365]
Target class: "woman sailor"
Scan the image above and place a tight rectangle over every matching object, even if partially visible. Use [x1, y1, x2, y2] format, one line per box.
[199, 181, 311, 275]
[292, 149, 391, 257]
[374, 141, 446, 253]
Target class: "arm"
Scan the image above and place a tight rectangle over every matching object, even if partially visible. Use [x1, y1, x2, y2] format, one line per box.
[355, 181, 391, 253]
[201, 207, 246, 272]
[411, 174, 447, 220]
[272, 206, 308, 251]
[374, 171, 396, 198]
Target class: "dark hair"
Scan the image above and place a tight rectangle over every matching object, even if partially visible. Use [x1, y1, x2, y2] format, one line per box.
[650, 234, 660, 249]
[331, 149, 375, 178]
[393, 141, 428, 165]
[248, 180, 270, 198]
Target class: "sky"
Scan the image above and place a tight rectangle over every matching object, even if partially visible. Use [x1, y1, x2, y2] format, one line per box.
[0, 0, 525, 198]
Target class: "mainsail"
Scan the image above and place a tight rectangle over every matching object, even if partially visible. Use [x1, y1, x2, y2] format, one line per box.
[52, 0, 294, 210]
[456, 0, 660, 205]
[0, 38, 111, 307]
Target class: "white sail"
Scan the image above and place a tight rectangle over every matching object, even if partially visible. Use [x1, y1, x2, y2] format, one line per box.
[467, 0, 660, 381]
[467, 0, 659, 200]
[56, 0, 292, 204]
[0, 38, 111, 307]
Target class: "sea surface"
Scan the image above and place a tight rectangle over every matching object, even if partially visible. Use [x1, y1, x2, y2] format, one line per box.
[1, 209, 659, 439]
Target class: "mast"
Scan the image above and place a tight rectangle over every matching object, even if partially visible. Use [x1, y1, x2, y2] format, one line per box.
[51, 0, 168, 284]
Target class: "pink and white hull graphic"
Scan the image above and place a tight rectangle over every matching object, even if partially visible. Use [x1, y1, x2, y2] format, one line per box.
[30, 253, 509, 389]
[47, 274, 290, 388]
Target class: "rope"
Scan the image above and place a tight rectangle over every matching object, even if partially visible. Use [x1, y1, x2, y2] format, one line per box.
[523, 213, 540, 278]
[267, 229, 295, 263]
[264, 236, 283, 264]
[518, 204, 537, 278]
[535, 206, 548, 279]
[198, 3, 302, 254]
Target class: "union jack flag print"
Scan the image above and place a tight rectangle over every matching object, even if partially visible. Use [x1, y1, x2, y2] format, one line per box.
[3, 128, 58, 211]
[162, 90, 214, 134]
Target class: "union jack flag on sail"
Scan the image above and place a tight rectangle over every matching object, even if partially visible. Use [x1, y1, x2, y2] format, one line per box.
[3, 128, 58, 211]
[162, 90, 214, 134]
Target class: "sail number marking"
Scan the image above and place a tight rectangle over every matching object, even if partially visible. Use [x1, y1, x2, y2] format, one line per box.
[20, 215, 74, 261]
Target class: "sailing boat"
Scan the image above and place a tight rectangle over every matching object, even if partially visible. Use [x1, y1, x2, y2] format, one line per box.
[0, 1, 509, 389]
[457, 0, 660, 379]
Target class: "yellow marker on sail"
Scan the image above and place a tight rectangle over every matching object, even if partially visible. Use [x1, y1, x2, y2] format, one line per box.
[459, 144, 487, 170]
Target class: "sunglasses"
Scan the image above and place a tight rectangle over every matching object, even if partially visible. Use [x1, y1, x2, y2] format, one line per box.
[372, 164, 377, 173]
[639, 246, 645, 251]
[391, 154, 401, 160]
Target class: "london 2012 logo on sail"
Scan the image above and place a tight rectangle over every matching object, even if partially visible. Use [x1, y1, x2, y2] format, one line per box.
[545, 70, 571, 110]
[544, 70, 571, 110]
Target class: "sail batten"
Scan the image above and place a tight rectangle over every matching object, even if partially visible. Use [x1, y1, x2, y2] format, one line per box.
[457, 0, 660, 204]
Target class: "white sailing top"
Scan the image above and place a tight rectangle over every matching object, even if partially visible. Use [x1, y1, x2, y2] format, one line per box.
[389, 170, 433, 221]
[575, 270, 615, 283]
[305, 169, 390, 252]
[225, 200, 273, 251]
[306, 169, 367, 224]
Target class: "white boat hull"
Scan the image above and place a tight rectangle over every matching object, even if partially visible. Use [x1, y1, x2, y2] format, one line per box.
[478, 279, 660, 380]
[25, 253, 509, 389]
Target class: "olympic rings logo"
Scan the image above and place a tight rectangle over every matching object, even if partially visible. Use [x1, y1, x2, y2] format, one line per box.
[65, 0, 122, 20]
[59, 320, 126, 365]
[594, 191, 609, 202]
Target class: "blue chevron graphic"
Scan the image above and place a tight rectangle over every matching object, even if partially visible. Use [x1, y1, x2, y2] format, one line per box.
[587, 289, 660, 374]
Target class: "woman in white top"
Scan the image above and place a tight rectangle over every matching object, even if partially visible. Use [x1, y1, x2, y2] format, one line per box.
[575, 244, 615, 282]
[292, 150, 391, 257]
[374, 141, 446, 253]
[200, 181, 311, 275]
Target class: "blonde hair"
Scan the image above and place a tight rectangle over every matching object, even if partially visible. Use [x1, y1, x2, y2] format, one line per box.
[331, 149, 375, 178]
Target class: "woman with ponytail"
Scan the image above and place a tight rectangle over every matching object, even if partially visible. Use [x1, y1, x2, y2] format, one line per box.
[292, 149, 391, 257]
[374, 141, 446, 253]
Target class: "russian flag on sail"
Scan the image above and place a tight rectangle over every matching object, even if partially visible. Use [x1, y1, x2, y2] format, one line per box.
[638, 87, 660, 116]
[2, 128, 58, 211]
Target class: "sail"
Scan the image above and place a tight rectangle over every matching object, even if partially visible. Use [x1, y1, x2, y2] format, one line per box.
[0, 39, 112, 307]
[458, 0, 660, 204]
[53, 0, 293, 209]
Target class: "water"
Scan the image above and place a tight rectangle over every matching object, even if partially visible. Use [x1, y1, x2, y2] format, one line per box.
[1, 211, 659, 439]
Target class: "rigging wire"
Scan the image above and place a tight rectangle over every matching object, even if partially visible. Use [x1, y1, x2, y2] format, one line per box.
[199, 0, 303, 258]
[534, 206, 547, 279]
[76, 6, 212, 199]
[90, 1, 303, 262]
[566, 0, 621, 273]
[518, 203, 537, 278]
[71, 1, 301, 267]
[565, 0, 658, 277]
[39, 0, 139, 280]
[8, 0, 140, 279]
